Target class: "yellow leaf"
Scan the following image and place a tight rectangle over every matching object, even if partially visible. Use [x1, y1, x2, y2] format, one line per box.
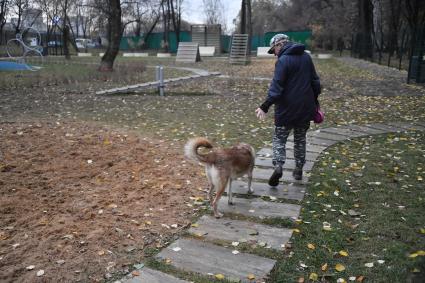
[335, 263, 346, 272]
[339, 250, 349, 257]
[309, 272, 318, 281]
[215, 274, 225, 280]
[308, 243, 316, 250]
[417, 250, 425, 256]
[145, 221, 152, 225]
[131, 271, 140, 276]
[191, 223, 199, 228]
[420, 228, 425, 234]
[293, 228, 300, 233]
[247, 274, 255, 280]
[409, 253, 418, 258]
[321, 263, 328, 271]
[412, 268, 420, 273]
[165, 258, 172, 264]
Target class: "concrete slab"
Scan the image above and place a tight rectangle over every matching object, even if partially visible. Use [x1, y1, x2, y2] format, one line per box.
[229, 180, 306, 201]
[319, 127, 365, 138]
[307, 137, 338, 147]
[218, 196, 301, 219]
[189, 215, 293, 250]
[257, 148, 321, 161]
[156, 238, 276, 282]
[255, 157, 314, 171]
[345, 124, 388, 135]
[307, 131, 349, 141]
[364, 123, 405, 132]
[386, 122, 425, 131]
[122, 267, 190, 283]
[253, 167, 308, 184]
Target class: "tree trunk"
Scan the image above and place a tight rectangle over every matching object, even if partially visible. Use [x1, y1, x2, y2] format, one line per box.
[240, 0, 246, 34]
[246, 0, 252, 53]
[99, 0, 122, 72]
[356, 0, 373, 59]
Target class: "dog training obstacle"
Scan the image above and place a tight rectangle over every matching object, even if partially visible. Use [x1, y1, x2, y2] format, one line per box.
[175, 42, 201, 63]
[229, 34, 249, 65]
[95, 68, 220, 95]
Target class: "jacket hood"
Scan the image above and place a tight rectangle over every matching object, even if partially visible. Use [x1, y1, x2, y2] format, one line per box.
[279, 42, 306, 56]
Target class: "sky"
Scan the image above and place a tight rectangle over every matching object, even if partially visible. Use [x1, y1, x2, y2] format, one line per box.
[182, 0, 241, 34]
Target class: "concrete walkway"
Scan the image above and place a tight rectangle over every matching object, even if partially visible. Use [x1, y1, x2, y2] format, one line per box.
[118, 122, 425, 283]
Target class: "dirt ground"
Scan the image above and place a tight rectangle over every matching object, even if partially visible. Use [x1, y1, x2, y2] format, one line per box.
[0, 121, 206, 283]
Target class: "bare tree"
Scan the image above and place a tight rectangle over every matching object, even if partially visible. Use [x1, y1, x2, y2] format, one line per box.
[0, 0, 8, 44]
[10, 0, 29, 34]
[99, 0, 122, 71]
[202, 0, 225, 25]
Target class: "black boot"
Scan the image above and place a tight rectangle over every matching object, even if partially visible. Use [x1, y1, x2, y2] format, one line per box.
[293, 167, 303, 180]
[268, 165, 283, 187]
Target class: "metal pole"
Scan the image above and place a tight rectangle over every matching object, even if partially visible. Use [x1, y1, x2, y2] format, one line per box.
[159, 66, 164, 96]
[155, 65, 160, 93]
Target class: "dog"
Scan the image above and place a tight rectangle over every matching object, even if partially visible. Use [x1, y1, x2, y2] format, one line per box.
[184, 137, 255, 218]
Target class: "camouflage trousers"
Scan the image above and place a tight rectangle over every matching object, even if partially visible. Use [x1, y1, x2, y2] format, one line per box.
[272, 122, 310, 169]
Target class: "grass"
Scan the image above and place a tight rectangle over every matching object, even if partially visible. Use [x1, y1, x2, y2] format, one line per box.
[269, 131, 425, 282]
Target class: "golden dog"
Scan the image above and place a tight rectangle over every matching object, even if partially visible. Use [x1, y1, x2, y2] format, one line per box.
[185, 137, 255, 218]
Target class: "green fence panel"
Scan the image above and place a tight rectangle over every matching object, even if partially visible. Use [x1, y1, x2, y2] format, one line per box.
[120, 31, 191, 53]
[263, 30, 312, 49]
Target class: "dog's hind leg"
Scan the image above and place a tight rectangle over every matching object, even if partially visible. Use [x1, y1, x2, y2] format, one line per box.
[206, 166, 214, 205]
[228, 178, 233, 205]
[212, 175, 228, 218]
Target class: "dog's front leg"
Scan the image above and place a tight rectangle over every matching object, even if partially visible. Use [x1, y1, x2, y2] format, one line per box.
[228, 178, 234, 205]
[247, 170, 253, 194]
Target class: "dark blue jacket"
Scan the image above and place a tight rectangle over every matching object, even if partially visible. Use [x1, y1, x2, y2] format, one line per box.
[260, 42, 321, 127]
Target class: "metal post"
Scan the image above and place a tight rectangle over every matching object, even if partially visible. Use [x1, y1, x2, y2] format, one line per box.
[155, 65, 160, 93]
[159, 66, 164, 96]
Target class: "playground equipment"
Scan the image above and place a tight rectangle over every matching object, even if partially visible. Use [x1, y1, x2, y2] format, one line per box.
[191, 25, 221, 55]
[2, 26, 44, 71]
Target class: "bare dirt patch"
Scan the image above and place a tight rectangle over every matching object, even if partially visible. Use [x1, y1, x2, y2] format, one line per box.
[0, 121, 206, 283]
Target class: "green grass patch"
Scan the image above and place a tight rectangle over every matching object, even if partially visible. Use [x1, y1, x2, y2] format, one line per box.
[268, 131, 425, 282]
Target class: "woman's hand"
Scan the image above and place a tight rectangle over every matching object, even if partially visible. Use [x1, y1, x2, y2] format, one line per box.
[255, 108, 266, 120]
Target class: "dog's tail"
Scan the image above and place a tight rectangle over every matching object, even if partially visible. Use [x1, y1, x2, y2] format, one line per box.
[184, 137, 214, 164]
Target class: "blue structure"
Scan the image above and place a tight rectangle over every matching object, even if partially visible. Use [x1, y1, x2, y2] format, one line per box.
[0, 61, 37, 71]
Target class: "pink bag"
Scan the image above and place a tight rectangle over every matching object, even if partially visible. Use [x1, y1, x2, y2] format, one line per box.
[313, 107, 324, 124]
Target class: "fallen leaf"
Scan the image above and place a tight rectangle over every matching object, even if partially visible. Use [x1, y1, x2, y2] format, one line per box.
[172, 247, 181, 252]
[308, 243, 316, 250]
[335, 263, 346, 272]
[36, 270, 44, 277]
[339, 250, 349, 257]
[365, 262, 374, 268]
[26, 265, 35, 270]
[309, 272, 318, 281]
[356, 275, 365, 282]
[215, 273, 225, 280]
[131, 271, 140, 276]
[247, 273, 255, 280]
[321, 263, 328, 271]
[232, 250, 240, 255]
[297, 277, 305, 283]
